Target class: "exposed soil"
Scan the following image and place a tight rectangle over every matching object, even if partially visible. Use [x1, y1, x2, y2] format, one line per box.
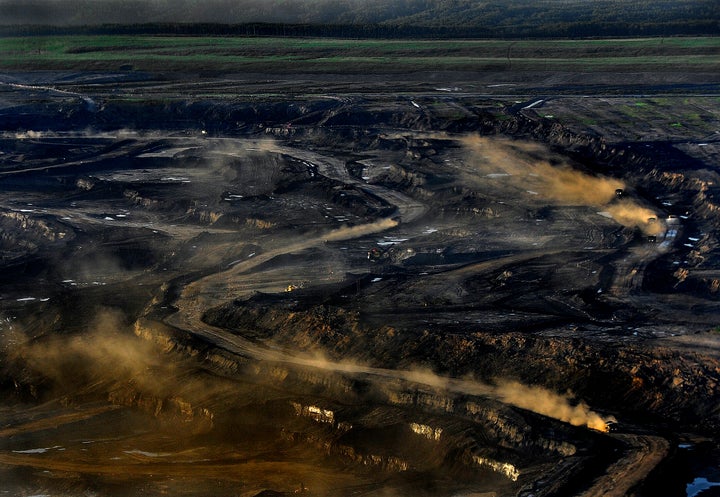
[0, 69, 719, 497]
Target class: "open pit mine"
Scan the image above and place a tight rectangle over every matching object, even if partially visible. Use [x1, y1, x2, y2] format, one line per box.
[0, 72, 719, 497]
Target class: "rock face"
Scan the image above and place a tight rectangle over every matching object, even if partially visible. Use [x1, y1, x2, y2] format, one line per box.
[0, 210, 71, 255]
[203, 294, 720, 435]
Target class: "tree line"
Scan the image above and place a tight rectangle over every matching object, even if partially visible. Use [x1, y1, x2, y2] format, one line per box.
[1, 20, 718, 39]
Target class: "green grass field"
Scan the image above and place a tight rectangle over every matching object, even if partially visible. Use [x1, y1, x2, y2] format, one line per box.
[1, 35, 719, 73]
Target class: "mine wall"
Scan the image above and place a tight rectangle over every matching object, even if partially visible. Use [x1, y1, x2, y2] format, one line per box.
[201, 293, 720, 438]
[132, 316, 569, 446]
[126, 316, 604, 488]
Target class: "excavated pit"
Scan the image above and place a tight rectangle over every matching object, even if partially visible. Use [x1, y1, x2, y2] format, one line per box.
[1, 72, 719, 496]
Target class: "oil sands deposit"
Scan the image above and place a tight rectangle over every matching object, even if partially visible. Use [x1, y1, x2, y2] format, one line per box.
[1, 31, 720, 497]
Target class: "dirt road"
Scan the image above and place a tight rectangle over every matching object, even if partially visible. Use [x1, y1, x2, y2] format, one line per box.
[578, 434, 670, 497]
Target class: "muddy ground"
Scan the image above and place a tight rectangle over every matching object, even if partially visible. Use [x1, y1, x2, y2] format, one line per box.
[0, 69, 719, 497]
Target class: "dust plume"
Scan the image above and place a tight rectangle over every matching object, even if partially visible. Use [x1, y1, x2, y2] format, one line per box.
[293, 348, 367, 375]
[9, 310, 170, 391]
[60, 251, 125, 283]
[494, 380, 610, 432]
[183, 138, 289, 200]
[449, 375, 609, 431]
[5, 310, 228, 438]
[541, 162, 623, 205]
[402, 370, 610, 431]
[401, 366, 454, 390]
[289, 351, 610, 432]
[461, 135, 660, 234]
[606, 201, 663, 235]
[324, 218, 399, 242]
[461, 135, 623, 206]
[242, 137, 284, 154]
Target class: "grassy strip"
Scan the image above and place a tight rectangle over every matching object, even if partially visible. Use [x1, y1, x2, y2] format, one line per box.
[1, 35, 719, 73]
